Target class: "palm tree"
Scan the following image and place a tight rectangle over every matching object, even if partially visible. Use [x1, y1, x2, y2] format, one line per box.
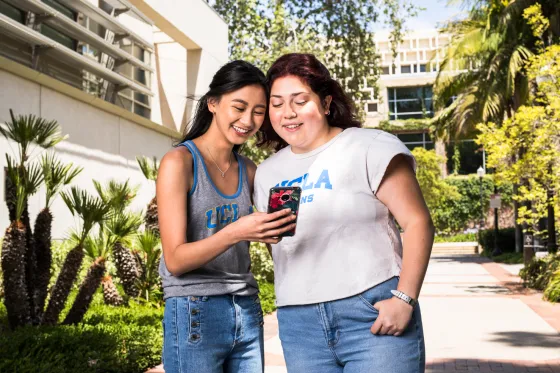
[63, 233, 113, 325]
[433, 0, 559, 252]
[1, 155, 43, 329]
[107, 212, 143, 298]
[41, 187, 109, 325]
[94, 179, 142, 299]
[0, 109, 66, 323]
[33, 153, 82, 322]
[136, 156, 159, 237]
[133, 231, 163, 302]
[102, 275, 124, 306]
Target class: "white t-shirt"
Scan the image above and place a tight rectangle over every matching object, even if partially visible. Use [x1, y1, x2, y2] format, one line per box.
[253, 128, 416, 307]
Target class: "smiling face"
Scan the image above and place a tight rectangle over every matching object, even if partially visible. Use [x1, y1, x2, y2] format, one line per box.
[208, 84, 267, 146]
[269, 75, 332, 153]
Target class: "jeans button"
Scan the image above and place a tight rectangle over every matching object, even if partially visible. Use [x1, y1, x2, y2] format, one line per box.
[190, 334, 199, 341]
[191, 321, 199, 328]
[191, 308, 199, 316]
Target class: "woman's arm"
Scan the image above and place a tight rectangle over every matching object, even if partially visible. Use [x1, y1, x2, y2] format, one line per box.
[370, 155, 435, 336]
[157, 148, 295, 277]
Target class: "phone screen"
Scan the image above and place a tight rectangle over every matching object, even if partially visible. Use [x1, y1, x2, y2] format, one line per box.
[267, 186, 301, 237]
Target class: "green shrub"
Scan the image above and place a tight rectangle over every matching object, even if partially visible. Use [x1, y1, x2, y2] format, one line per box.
[484, 252, 523, 264]
[478, 228, 516, 254]
[258, 281, 276, 314]
[544, 268, 560, 302]
[0, 300, 162, 372]
[434, 232, 477, 242]
[250, 243, 274, 283]
[520, 254, 560, 292]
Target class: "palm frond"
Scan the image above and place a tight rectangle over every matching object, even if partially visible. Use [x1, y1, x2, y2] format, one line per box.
[41, 152, 83, 207]
[507, 45, 533, 99]
[0, 109, 67, 162]
[83, 233, 113, 261]
[5, 154, 26, 221]
[105, 212, 143, 241]
[93, 179, 139, 212]
[136, 156, 159, 181]
[60, 187, 110, 242]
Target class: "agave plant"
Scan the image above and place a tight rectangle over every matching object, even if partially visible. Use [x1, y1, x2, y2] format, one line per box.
[136, 156, 159, 236]
[133, 230, 163, 303]
[63, 233, 114, 325]
[0, 109, 66, 324]
[106, 212, 143, 298]
[1, 155, 42, 328]
[42, 187, 109, 325]
[33, 153, 82, 322]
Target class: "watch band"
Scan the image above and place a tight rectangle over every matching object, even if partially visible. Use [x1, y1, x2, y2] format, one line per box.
[390, 289, 417, 307]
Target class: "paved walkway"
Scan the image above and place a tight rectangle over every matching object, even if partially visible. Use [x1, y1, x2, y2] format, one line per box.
[263, 255, 560, 373]
[148, 254, 560, 373]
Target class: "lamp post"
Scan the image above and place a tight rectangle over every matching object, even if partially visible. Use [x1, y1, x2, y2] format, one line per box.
[477, 166, 486, 232]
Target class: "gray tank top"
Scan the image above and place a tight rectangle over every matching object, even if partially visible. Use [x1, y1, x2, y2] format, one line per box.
[159, 140, 258, 299]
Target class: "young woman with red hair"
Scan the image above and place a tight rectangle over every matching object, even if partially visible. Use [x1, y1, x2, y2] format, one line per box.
[253, 54, 434, 373]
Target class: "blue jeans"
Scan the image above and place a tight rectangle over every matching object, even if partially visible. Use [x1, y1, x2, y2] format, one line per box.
[162, 294, 264, 373]
[277, 277, 425, 373]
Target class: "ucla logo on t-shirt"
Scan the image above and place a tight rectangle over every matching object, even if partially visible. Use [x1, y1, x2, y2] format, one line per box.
[206, 204, 253, 229]
[275, 169, 332, 204]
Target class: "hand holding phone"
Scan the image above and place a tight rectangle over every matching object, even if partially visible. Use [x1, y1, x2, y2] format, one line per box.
[267, 187, 302, 237]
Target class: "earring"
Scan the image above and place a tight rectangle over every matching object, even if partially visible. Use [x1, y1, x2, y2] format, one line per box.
[326, 110, 330, 116]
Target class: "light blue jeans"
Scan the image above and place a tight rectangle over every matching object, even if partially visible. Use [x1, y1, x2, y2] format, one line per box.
[277, 276, 425, 373]
[162, 294, 264, 373]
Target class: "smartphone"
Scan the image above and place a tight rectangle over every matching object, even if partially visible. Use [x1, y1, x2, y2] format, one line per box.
[267, 186, 301, 237]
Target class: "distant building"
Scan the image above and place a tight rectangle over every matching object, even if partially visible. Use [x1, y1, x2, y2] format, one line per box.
[362, 29, 484, 176]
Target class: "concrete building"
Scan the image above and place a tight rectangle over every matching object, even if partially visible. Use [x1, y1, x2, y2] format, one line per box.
[0, 0, 228, 238]
[362, 29, 483, 175]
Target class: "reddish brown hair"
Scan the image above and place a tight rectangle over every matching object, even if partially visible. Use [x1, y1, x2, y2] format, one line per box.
[257, 53, 362, 151]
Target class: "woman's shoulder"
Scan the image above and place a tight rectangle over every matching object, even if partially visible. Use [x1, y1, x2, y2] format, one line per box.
[344, 127, 398, 144]
[160, 145, 193, 173]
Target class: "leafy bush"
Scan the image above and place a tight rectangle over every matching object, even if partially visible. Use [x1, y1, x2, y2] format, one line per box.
[0, 299, 162, 372]
[258, 281, 276, 314]
[250, 243, 274, 283]
[520, 254, 560, 295]
[478, 228, 516, 254]
[484, 252, 523, 264]
[434, 232, 477, 243]
[544, 268, 560, 303]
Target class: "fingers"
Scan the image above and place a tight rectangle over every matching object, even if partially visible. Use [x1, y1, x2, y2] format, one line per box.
[264, 208, 293, 222]
[262, 213, 297, 230]
[265, 223, 296, 238]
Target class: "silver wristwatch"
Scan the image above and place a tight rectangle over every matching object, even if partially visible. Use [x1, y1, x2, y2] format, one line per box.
[390, 290, 417, 307]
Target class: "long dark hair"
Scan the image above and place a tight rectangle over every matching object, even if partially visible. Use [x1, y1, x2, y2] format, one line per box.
[258, 53, 362, 151]
[178, 60, 268, 152]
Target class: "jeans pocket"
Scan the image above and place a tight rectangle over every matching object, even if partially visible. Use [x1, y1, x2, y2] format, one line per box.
[357, 277, 399, 313]
[187, 296, 203, 345]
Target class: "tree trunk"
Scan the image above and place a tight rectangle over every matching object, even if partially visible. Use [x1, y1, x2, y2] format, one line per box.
[32, 208, 52, 323]
[1, 221, 31, 329]
[42, 245, 85, 325]
[113, 242, 139, 298]
[63, 258, 106, 325]
[145, 197, 159, 237]
[102, 276, 124, 306]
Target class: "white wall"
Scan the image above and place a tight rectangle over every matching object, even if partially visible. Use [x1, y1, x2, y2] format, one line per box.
[0, 70, 174, 239]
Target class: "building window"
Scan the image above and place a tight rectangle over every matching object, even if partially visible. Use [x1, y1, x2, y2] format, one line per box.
[446, 140, 485, 175]
[367, 103, 378, 112]
[420, 64, 427, 73]
[41, 24, 77, 50]
[0, 1, 25, 23]
[382, 66, 390, 75]
[401, 65, 412, 74]
[395, 132, 434, 151]
[388, 86, 433, 120]
[42, 0, 75, 20]
[115, 41, 152, 119]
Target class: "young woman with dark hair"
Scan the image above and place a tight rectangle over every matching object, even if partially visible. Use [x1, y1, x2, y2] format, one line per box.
[253, 53, 434, 373]
[157, 60, 296, 373]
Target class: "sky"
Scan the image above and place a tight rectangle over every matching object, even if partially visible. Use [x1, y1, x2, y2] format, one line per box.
[374, 0, 468, 32]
